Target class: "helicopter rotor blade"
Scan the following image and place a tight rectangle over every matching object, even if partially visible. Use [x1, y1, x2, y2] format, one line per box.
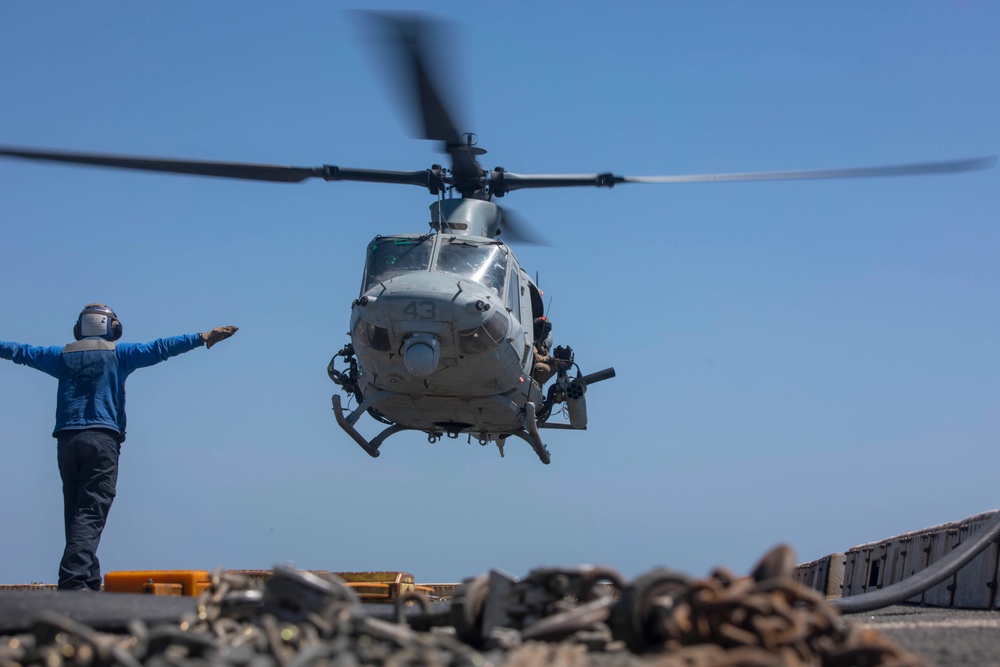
[497, 206, 551, 246]
[0, 146, 323, 182]
[366, 12, 463, 147]
[622, 156, 998, 184]
[0, 145, 444, 188]
[4, 145, 992, 195]
[494, 156, 996, 192]
[362, 12, 484, 184]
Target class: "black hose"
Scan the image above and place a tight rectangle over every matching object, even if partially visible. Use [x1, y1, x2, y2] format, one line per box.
[831, 510, 1000, 614]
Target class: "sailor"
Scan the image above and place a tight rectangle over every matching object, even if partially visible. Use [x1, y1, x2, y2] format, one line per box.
[0, 304, 237, 591]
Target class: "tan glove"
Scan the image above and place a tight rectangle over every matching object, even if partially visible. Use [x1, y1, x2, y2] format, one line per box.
[201, 325, 238, 349]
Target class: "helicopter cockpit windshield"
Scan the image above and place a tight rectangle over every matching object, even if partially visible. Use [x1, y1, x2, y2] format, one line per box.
[435, 238, 507, 296]
[364, 235, 433, 291]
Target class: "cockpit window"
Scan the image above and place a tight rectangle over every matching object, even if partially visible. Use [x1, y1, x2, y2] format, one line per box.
[435, 239, 507, 296]
[364, 235, 433, 290]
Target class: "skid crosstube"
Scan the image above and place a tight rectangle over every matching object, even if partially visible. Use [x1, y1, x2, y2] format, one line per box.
[331, 394, 550, 464]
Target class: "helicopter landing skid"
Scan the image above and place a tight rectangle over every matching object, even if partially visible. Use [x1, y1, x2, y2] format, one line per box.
[486, 397, 551, 464]
[332, 393, 551, 464]
[331, 393, 415, 458]
[510, 401, 551, 465]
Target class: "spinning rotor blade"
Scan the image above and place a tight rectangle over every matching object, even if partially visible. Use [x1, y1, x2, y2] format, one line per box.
[496, 156, 996, 192]
[368, 12, 463, 147]
[497, 207, 551, 246]
[0, 145, 440, 188]
[363, 12, 484, 184]
[3, 145, 992, 198]
[0, 146, 322, 182]
[623, 156, 998, 184]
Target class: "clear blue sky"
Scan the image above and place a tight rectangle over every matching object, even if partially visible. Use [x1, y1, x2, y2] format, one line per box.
[1, 2, 997, 586]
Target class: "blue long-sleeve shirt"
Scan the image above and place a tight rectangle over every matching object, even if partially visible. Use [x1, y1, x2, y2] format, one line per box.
[0, 333, 205, 440]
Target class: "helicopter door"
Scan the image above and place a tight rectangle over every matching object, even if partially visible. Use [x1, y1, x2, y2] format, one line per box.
[508, 264, 536, 373]
[505, 259, 521, 322]
[505, 259, 529, 370]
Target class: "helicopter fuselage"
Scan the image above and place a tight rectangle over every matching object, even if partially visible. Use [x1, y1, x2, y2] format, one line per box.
[327, 198, 613, 463]
[348, 228, 543, 435]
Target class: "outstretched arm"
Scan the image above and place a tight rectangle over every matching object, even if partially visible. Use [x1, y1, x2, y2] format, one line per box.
[118, 326, 237, 373]
[0, 342, 62, 378]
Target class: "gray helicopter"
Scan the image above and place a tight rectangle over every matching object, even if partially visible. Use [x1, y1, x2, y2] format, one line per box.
[327, 194, 611, 465]
[0, 14, 994, 464]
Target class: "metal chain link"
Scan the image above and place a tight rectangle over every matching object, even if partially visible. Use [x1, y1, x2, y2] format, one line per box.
[646, 560, 924, 666]
[0, 547, 925, 667]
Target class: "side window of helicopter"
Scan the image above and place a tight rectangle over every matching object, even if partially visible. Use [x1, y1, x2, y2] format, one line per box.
[363, 235, 433, 291]
[435, 239, 507, 297]
[505, 262, 521, 321]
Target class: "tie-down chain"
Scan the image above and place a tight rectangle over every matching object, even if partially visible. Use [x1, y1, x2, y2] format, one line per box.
[0, 545, 923, 667]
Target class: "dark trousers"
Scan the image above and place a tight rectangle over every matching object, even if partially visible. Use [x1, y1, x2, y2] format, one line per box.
[56, 429, 120, 591]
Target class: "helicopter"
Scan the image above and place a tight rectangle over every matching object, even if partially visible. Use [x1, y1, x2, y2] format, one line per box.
[0, 14, 995, 465]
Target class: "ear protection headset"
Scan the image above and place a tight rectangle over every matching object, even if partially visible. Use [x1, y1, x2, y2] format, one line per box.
[74, 303, 123, 341]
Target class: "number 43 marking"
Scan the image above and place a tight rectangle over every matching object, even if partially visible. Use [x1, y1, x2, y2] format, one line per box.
[403, 300, 436, 320]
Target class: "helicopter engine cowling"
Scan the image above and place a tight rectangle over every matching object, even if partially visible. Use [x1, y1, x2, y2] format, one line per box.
[429, 199, 501, 238]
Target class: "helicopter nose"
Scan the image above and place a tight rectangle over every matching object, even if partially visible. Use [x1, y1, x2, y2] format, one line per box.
[402, 333, 440, 377]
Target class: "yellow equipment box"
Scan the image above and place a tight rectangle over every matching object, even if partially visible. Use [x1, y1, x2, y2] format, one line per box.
[104, 570, 212, 597]
[104, 569, 443, 601]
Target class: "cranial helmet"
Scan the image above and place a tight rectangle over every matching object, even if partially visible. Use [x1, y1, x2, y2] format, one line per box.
[533, 316, 552, 349]
[74, 303, 123, 341]
[533, 316, 552, 339]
